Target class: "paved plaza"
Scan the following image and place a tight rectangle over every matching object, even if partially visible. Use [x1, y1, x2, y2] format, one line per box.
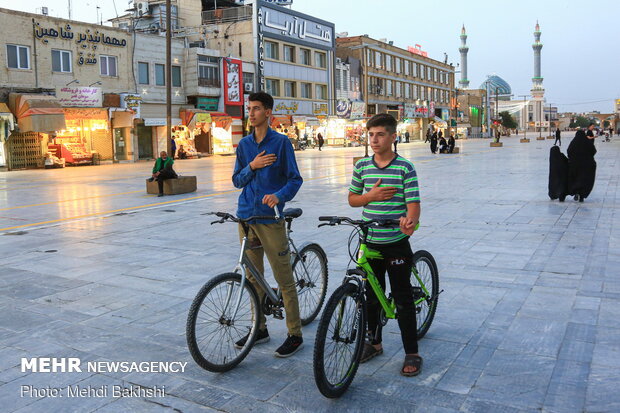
[0, 134, 619, 412]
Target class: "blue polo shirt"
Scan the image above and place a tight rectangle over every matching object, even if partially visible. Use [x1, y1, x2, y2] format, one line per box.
[232, 128, 303, 223]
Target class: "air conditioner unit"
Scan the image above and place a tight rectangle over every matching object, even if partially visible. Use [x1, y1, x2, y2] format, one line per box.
[136, 1, 149, 17]
[244, 83, 253, 92]
[189, 41, 205, 48]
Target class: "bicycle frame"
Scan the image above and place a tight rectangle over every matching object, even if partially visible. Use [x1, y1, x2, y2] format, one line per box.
[354, 242, 432, 320]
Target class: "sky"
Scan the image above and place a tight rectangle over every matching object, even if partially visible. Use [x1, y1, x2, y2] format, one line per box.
[2, 0, 619, 113]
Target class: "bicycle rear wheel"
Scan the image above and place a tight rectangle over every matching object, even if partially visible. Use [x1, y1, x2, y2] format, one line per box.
[411, 250, 439, 339]
[313, 282, 365, 398]
[292, 243, 328, 325]
[186, 273, 259, 372]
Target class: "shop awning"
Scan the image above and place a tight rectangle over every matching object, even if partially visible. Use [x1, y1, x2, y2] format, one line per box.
[8, 93, 66, 133]
[271, 115, 291, 128]
[305, 117, 320, 126]
[456, 123, 472, 128]
[111, 110, 134, 128]
[292, 116, 307, 123]
[432, 116, 448, 127]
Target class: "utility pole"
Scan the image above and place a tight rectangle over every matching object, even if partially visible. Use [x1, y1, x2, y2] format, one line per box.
[166, 0, 172, 157]
[68, 0, 72, 20]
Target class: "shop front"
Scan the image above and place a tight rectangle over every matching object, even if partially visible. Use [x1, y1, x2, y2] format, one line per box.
[7, 94, 66, 170]
[181, 109, 234, 155]
[51, 108, 112, 165]
[139, 103, 186, 159]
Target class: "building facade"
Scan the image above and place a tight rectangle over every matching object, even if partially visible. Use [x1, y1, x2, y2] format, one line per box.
[336, 35, 455, 140]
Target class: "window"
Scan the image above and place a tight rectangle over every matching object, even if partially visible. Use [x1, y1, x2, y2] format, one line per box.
[265, 41, 279, 59]
[314, 52, 326, 68]
[284, 81, 296, 97]
[315, 84, 327, 100]
[138, 62, 149, 84]
[51, 49, 71, 73]
[301, 82, 312, 98]
[266, 78, 280, 96]
[395, 81, 401, 97]
[386, 80, 392, 96]
[375, 51, 382, 68]
[199, 55, 220, 87]
[405, 83, 410, 99]
[366, 49, 372, 66]
[154, 63, 165, 85]
[419, 65, 424, 80]
[404, 60, 409, 76]
[413, 85, 418, 99]
[342, 69, 349, 91]
[243, 72, 254, 86]
[395, 57, 401, 73]
[335, 69, 341, 91]
[283, 45, 295, 62]
[299, 48, 311, 65]
[413, 63, 418, 77]
[386, 55, 392, 71]
[100, 55, 117, 77]
[7, 44, 30, 69]
[172, 65, 182, 87]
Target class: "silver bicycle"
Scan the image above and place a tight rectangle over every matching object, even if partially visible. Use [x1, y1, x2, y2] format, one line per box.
[186, 208, 328, 372]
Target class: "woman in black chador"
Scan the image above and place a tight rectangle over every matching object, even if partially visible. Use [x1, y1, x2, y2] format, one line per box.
[567, 129, 596, 202]
[430, 131, 438, 154]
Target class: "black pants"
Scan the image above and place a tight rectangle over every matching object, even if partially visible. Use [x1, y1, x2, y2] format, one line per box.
[554, 138, 561, 146]
[156, 170, 177, 194]
[366, 239, 418, 354]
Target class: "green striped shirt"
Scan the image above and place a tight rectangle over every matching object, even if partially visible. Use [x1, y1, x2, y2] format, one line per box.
[349, 155, 420, 244]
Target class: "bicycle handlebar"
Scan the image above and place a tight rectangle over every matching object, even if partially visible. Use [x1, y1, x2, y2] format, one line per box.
[209, 207, 281, 225]
[317, 216, 401, 228]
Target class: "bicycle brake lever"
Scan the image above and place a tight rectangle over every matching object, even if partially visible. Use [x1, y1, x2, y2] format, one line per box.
[210, 219, 225, 225]
[318, 223, 329, 228]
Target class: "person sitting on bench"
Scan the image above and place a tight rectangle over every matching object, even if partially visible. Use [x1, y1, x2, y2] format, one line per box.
[148, 151, 177, 197]
[439, 136, 448, 153]
[448, 134, 456, 153]
[177, 145, 188, 159]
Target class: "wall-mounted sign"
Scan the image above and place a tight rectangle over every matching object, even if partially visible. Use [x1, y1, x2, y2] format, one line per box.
[274, 100, 300, 114]
[34, 22, 127, 49]
[223, 58, 243, 106]
[197, 97, 219, 111]
[56, 87, 102, 107]
[429, 101, 435, 117]
[407, 44, 428, 58]
[336, 100, 352, 118]
[313, 102, 328, 116]
[260, 6, 334, 46]
[350, 101, 365, 119]
[120, 93, 142, 118]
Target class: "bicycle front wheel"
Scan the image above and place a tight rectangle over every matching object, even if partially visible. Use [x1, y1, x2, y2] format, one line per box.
[186, 273, 259, 372]
[313, 282, 365, 398]
[411, 250, 439, 339]
[292, 243, 328, 325]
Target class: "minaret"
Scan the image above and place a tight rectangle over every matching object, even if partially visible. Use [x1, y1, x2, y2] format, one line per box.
[459, 25, 469, 89]
[531, 21, 544, 95]
[530, 21, 545, 131]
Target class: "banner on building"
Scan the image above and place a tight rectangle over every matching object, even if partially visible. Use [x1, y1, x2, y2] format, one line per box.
[350, 101, 365, 119]
[223, 58, 243, 106]
[120, 94, 142, 119]
[56, 87, 102, 107]
[336, 100, 352, 118]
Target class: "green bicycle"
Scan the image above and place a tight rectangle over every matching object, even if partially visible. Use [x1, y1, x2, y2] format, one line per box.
[312, 216, 440, 398]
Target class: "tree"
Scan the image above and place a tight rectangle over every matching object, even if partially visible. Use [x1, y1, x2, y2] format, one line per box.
[499, 111, 517, 129]
[574, 116, 591, 128]
[603, 120, 610, 128]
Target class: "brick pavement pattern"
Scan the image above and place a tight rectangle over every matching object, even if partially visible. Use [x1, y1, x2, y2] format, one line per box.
[0, 135, 619, 412]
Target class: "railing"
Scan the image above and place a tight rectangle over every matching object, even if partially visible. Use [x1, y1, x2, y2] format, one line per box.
[199, 78, 221, 88]
[202, 6, 252, 24]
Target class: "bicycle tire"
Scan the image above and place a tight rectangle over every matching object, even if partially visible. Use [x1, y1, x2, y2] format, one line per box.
[313, 282, 365, 398]
[411, 250, 439, 339]
[186, 272, 260, 372]
[292, 243, 329, 325]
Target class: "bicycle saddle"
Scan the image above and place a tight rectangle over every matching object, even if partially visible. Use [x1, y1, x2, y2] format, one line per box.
[283, 208, 303, 219]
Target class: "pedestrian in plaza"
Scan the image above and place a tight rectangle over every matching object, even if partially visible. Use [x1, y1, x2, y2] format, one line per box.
[448, 133, 456, 153]
[393, 133, 399, 153]
[348, 113, 422, 376]
[609, 127, 614, 137]
[554, 128, 561, 146]
[430, 131, 438, 154]
[171, 137, 177, 159]
[232, 91, 305, 357]
[405, 130, 410, 143]
[317, 132, 324, 151]
[177, 145, 188, 159]
[149, 151, 177, 197]
[425, 129, 431, 143]
[567, 129, 596, 202]
[439, 135, 448, 153]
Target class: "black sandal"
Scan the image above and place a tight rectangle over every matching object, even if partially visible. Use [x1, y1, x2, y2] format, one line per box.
[360, 342, 383, 363]
[401, 355, 422, 377]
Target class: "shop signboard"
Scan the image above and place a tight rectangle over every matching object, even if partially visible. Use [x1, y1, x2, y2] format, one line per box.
[274, 100, 300, 114]
[197, 97, 219, 111]
[313, 102, 328, 116]
[404, 103, 415, 118]
[223, 58, 243, 106]
[336, 100, 352, 118]
[350, 101, 365, 119]
[259, 4, 334, 48]
[56, 87, 102, 107]
[413, 104, 428, 118]
[120, 94, 142, 118]
[429, 101, 435, 118]
[441, 109, 450, 121]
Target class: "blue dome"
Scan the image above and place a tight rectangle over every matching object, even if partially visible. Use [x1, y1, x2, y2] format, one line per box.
[479, 75, 512, 97]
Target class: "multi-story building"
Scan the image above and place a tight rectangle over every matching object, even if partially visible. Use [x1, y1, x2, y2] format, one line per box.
[0, 7, 137, 169]
[337, 35, 455, 140]
[200, 1, 335, 138]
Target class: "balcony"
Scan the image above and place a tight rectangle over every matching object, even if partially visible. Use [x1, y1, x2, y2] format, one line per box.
[202, 5, 252, 24]
[199, 78, 221, 88]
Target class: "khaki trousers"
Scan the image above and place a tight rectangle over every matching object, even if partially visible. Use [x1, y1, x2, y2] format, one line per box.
[238, 222, 302, 337]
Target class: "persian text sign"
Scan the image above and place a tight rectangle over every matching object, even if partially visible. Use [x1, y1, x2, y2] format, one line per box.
[224, 58, 243, 105]
[56, 87, 102, 107]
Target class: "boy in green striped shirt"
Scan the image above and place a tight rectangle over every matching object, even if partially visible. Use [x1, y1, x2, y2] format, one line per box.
[348, 113, 422, 376]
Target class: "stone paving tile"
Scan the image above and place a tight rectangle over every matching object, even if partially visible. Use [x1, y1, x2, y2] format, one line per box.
[0, 138, 619, 411]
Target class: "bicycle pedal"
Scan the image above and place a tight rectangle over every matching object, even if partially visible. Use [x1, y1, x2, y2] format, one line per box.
[272, 309, 284, 320]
